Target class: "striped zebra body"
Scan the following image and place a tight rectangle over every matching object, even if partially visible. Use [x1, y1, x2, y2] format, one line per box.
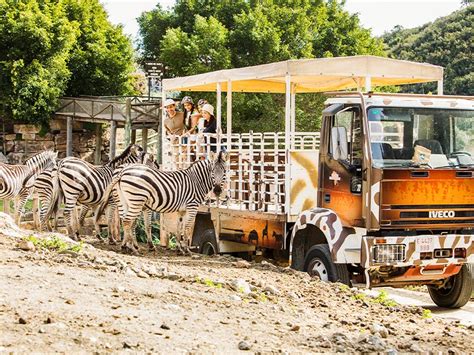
[0, 150, 57, 224]
[98, 151, 228, 254]
[53, 144, 144, 240]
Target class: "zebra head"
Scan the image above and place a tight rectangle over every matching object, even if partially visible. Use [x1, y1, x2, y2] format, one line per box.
[108, 144, 144, 168]
[208, 151, 229, 197]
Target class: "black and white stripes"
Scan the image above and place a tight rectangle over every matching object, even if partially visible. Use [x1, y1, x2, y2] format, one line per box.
[97, 151, 228, 254]
[0, 150, 57, 223]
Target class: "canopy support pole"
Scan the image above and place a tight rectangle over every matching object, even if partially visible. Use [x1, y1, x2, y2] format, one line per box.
[284, 73, 291, 214]
[437, 80, 443, 95]
[290, 83, 296, 149]
[365, 76, 372, 92]
[226, 80, 232, 151]
[216, 82, 222, 152]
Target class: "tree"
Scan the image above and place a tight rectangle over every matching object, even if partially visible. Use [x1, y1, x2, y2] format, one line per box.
[138, 0, 385, 132]
[382, 6, 473, 95]
[0, 0, 78, 125]
[63, 0, 135, 96]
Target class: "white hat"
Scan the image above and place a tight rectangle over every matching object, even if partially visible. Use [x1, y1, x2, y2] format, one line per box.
[201, 103, 214, 116]
[163, 98, 176, 108]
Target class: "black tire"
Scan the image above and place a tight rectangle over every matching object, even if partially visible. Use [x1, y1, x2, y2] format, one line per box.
[304, 244, 351, 286]
[199, 229, 218, 255]
[428, 263, 473, 309]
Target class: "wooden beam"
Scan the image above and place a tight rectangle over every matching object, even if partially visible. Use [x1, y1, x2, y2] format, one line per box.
[109, 120, 117, 160]
[131, 129, 136, 144]
[142, 128, 148, 153]
[124, 98, 132, 146]
[94, 123, 102, 164]
[66, 116, 73, 157]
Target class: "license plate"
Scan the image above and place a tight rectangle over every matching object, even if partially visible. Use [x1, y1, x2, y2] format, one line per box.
[416, 236, 434, 253]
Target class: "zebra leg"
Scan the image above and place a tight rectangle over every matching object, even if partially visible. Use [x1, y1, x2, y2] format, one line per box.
[121, 219, 139, 255]
[143, 209, 155, 251]
[182, 205, 198, 255]
[75, 205, 90, 239]
[63, 196, 80, 240]
[105, 205, 121, 245]
[15, 188, 31, 225]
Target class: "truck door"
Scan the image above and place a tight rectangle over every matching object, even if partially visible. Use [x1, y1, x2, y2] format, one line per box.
[318, 105, 364, 227]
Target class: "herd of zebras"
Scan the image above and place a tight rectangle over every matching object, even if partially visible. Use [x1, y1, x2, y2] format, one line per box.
[0, 144, 228, 254]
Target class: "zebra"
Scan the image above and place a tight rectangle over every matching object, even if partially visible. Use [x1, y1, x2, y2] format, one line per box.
[46, 144, 144, 241]
[96, 151, 229, 254]
[0, 150, 57, 224]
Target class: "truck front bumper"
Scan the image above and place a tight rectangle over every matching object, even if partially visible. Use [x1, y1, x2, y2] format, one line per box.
[361, 234, 473, 269]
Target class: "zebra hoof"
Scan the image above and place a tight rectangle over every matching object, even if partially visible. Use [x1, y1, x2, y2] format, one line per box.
[109, 238, 118, 245]
[148, 243, 156, 251]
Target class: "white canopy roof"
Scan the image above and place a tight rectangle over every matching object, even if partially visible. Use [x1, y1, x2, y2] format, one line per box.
[162, 55, 443, 93]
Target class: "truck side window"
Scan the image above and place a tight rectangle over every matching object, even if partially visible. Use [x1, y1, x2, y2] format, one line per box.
[330, 107, 362, 166]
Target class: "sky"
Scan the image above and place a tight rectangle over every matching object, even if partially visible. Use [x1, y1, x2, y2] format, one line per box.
[101, 0, 463, 41]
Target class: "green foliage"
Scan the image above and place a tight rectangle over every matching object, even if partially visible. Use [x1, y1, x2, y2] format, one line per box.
[62, 0, 136, 96]
[421, 309, 432, 319]
[138, 0, 385, 132]
[25, 235, 83, 253]
[382, 6, 473, 95]
[134, 216, 160, 244]
[0, 0, 78, 125]
[372, 290, 397, 307]
[0, 0, 136, 125]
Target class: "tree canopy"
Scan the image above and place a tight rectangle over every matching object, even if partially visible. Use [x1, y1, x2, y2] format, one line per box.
[138, 0, 385, 132]
[382, 5, 473, 95]
[0, 0, 136, 125]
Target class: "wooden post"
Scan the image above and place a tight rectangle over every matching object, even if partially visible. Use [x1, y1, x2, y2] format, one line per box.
[131, 129, 136, 144]
[109, 120, 117, 160]
[66, 116, 73, 157]
[124, 98, 132, 146]
[94, 123, 102, 164]
[142, 128, 148, 153]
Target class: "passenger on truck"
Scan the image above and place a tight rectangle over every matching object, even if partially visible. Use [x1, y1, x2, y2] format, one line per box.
[163, 98, 185, 136]
[181, 96, 200, 136]
[200, 103, 217, 153]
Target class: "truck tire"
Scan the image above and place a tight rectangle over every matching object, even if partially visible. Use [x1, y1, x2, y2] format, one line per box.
[199, 229, 218, 255]
[304, 244, 351, 286]
[428, 263, 473, 309]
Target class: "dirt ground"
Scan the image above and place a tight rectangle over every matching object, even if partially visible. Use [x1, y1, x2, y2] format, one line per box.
[0, 215, 472, 353]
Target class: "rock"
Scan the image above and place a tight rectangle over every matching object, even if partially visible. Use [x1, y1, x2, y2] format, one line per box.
[230, 295, 242, 301]
[137, 270, 150, 278]
[264, 285, 280, 295]
[166, 273, 180, 281]
[44, 317, 53, 324]
[261, 260, 276, 268]
[38, 327, 46, 334]
[249, 292, 259, 299]
[113, 285, 126, 293]
[160, 324, 170, 330]
[288, 292, 299, 300]
[18, 317, 27, 324]
[18, 240, 35, 252]
[409, 344, 422, 352]
[370, 323, 389, 338]
[290, 325, 300, 331]
[142, 265, 159, 277]
[124, 267, 136, 276]
[235, 260, 251, 268]
[238, 340, 251, 351]
[358, 334, 386, 352]
[65, 299, 75, 305]
[231, 279, 251, 294]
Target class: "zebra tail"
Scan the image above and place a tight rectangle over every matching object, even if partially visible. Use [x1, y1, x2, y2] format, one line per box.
[43, 170, 61, 224]
[94, 176, 120, 225]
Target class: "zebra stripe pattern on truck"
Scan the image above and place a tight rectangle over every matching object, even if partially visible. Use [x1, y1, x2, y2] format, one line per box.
[0, 150, 57, 224]
[97, 151, 229, 254]
[49, 144, 144, 240]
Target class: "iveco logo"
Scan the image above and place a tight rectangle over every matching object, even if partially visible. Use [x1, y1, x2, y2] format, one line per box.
[429, 210, 455, 218]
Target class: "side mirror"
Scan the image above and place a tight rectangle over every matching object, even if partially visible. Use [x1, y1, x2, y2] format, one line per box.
[331, 126, 348, 161]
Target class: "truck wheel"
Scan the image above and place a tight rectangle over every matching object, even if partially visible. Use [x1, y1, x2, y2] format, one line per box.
[428, 263, 473, 309]
[199, 229, 218, 255]
[304, 244, 351, 285]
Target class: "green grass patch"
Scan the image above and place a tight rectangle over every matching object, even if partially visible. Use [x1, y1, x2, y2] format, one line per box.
[372, 290, 398, 307]
[421, 309, 432, 319]
[25, 235, 83, 253]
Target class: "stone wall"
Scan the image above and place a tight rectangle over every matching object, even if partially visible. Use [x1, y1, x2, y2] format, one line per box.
[0, 119, 110, 164]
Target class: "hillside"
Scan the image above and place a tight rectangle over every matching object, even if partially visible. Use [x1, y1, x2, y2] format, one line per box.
[382, 5, 473, 95]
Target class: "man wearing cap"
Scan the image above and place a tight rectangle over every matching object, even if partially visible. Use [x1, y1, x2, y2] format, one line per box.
[163, 98, 185, 136]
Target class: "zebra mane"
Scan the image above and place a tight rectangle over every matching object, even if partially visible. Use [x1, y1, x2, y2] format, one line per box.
[25, 150, 57, 166]
[107, 144, 143, 168]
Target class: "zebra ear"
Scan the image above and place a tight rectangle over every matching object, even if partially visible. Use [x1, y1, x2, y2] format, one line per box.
[219, 151, 229, 162]
[208, 151, 216, 161]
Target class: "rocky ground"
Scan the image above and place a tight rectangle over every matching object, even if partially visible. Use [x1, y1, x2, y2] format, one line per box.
[0, 214, 472, 353]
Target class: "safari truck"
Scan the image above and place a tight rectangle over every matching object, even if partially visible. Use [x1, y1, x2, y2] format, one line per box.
[160, 56, 474, 308]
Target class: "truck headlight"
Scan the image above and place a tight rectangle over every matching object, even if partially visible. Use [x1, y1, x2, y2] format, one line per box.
[372, 244, 406, 263]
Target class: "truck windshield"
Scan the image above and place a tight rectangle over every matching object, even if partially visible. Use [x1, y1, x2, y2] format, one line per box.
[368, 107, 474, 168]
